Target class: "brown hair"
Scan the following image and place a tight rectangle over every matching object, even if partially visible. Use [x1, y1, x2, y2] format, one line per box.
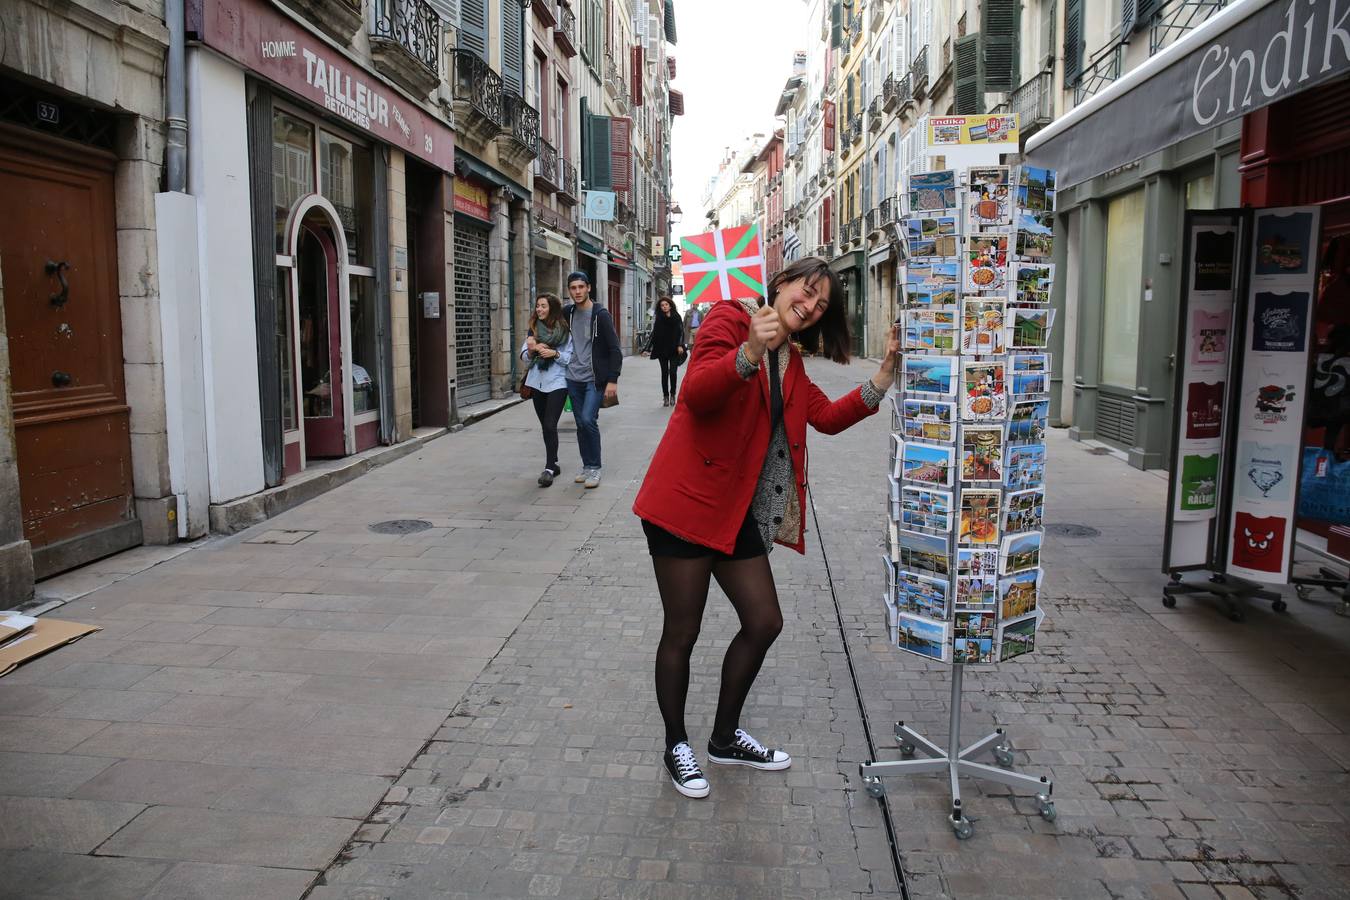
[529, 292, 564, 332]
[656, 296, 675, 316]
[767, 257, 850, 364]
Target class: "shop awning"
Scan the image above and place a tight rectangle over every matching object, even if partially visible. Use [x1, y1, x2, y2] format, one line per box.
[1025, 0, 1350, 190]
[669, 89, 685, 116]
[534, 227, 574, 260]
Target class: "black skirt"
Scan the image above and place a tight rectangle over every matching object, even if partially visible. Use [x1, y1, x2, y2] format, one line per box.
[641, 514, 766, 560]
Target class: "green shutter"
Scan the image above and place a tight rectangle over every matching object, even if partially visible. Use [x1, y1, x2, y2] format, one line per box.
[953, 33, 984, 114]
[831, 2, 843, 49]
[1064, 0, 1084, 84]
[586, 112, 612, 190]
[981, 0, 1019, 92]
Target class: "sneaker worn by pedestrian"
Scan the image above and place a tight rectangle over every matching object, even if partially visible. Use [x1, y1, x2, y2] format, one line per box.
[584, 468, 601, 489]
[537, 468, 555, 487]
[575, 467, 589, 483]
[664, 741, 710, 798]
[707, 729, 791, 770]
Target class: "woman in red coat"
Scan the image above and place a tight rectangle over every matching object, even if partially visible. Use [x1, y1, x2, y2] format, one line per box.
[632, 256, 900, 798]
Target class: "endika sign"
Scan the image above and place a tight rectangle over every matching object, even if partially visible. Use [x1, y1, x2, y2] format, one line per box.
[680, 224, 766, 303]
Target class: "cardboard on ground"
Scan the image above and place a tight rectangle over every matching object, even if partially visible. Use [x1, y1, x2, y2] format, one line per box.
[0, 616, 101, 677]
[0, 612, 36, 646]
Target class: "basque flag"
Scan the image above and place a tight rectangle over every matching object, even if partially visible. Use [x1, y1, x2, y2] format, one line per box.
[680, 225, 766, 303]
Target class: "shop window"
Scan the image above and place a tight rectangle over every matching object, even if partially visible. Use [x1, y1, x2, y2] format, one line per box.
[350, 274, 381, 415]
[1185, 173, 1216, 211]
[273, 112, 314, 252]
[277, 267, 297, 432]
[298, 229, 333, 419]
[320, 133, 374, 264]
[1101, 188, 1146, 387]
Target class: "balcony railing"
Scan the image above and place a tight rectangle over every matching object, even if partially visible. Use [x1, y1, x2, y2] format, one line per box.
[849, 12, 863, 42]
[882, 74, 897, 110]
[896, 73, 914, 109]
[1150, 0, 1228, 54]
[531, 0, 557, 27]
[911, 46, 930, 99]
[534, 139, 560, 191]
[554, 3, 578, 56]
[1011, 70, 1054, 137]
[370, 0, 440, 92]
[877, 197, 895, 227]
[504, 94, 541, 156]
[867, 95, 883, 130]
[865, 207, 878, 235]
[454, 50, 506, 127]
[816, 243, 833, 259]
[849, 114, 863, 143]
[558, 157, 578, 201]
[1073, 43, 1123, 106]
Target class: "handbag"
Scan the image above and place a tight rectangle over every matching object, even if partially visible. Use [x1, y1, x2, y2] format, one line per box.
[518, 375, 534, 400]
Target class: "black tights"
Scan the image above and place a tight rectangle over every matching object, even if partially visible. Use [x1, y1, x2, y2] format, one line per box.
[531, 388, 568, 470]
[658, 358, 678, 398]
[652, 553, 783, 749]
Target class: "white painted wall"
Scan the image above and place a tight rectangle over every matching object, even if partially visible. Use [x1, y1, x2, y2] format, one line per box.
[187, 49, 266, 504]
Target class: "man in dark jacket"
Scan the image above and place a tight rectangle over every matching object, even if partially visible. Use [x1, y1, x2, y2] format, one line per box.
[564, 271, 622, 489]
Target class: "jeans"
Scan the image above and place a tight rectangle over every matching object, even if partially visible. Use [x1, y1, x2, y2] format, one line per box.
[531, 388, 568, 470]
[566, 379, 603, 469]
[658, 358, 678, 398]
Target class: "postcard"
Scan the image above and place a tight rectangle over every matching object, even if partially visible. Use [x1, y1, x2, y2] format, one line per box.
[1015, 211, 1054, 261]
[1008, 399, 1050, 444]
[961, 299, 1007, 355]
[1003, 488, 1045, 534]
[906, 261, 961, 291]
[962, 424, 1005, 483]
[903, 355, 959, 396]
[955, 573, 998, 610]
[962, 359, 1008, 421]
[1010, 352, 1049, 373]
[959, 488, 1002, 546]
[967, 166, 1012, 230]
[898, 528, 950, 577]
[905, 216, 959, 258]
[898, 569, 950, 619]
[1010, 306, 1053, 349]
[1004, 443, 1046, 490]
[905, 308, 959, 352]
[1014, 263, 1054, 305]
[902, 441, 955, 487]
[998, 568, 1042, 619]
[998, 613, 1039, 662]
[965, 232, 1010, 293]
[1011, 371, 1050, 396]
[1001, 530, 1043, 575]
[957, 547, 999, 579]
[902, 398, 957, 443]
[953, 635, 995, 665]
[954, 609, 996, 639]
[902, 486, 954, 532]
[881, 554, 898, 593]
[897, 612, 949, 661]
[909, 170, 958, 213]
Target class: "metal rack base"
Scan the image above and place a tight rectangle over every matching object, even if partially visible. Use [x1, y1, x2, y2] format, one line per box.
[1163, 571, 1285, 621]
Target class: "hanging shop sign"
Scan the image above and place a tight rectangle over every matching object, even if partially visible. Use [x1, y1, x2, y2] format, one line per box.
[584, 190, 616, 221]
[1026, 0, 1350, 189]
[193, 0, 455, 172]
[453, 177, 491, 222]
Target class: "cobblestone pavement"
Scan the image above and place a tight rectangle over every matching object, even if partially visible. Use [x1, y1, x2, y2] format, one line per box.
[2, 355, 1349, 899]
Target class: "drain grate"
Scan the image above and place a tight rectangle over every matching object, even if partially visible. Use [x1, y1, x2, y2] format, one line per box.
[1045, 522, 1101, 538]
[368, 519, 434, 535]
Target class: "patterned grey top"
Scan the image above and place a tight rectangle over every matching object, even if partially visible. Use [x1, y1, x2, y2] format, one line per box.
[734, 343, 885, 552]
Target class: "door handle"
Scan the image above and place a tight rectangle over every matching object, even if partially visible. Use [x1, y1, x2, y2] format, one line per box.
[51, 370, 72, 387]
[45, 260, 70, 307]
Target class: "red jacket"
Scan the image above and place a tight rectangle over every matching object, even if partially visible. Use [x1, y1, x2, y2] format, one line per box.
[633, 299, 878, 554]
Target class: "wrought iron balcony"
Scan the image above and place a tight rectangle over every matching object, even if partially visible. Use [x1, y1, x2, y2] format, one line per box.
[554, 3, 578, 57]
[882, 74, 897, 110]
[816, 243, 833, 259]
[849, 12, 863, 42]
[896, 73, 914, 110]
[867, 95, 883, 130]
[557, 157, 578, 202]
[1150, 0, 1228, 55]
[1011, 70, 1055, 138]
[534, 139, 560, 192]
[866, 207, 878, 235]
[453, 50, 507, 144]
[840, 125, 856, 156]
[911, 46, 930, 99]
[1073, 43, 1123, 106]
[503, 93, 540, 157]
[849, 114, 863, 143]
[877, 197, 895, 226]
[370, 0, 441, 97]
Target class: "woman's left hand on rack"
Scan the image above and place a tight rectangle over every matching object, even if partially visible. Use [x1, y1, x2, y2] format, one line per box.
[871, 324, 901, 393]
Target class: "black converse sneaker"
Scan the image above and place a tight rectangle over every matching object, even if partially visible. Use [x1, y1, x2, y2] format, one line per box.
[707, 729, 792, 770]
[663, 741, 710, 798]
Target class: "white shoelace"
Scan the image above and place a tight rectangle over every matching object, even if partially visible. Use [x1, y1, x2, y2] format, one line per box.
[671, 742, 702, 779]
[734, 729, 769, 757]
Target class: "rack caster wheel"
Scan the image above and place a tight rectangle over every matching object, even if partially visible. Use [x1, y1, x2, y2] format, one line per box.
[1161, 595, 1177, 609]
[1228, 608, 1245, 622]
[1338, 602, 1349, 618]
[1036, 793, 1057, 822]
[1272, 599, 1288, 613]
[899, 742, 916, 758]
[993, 746, 1014, 768]
[863, 776, 885, 799]
[1296, 585, 1313, 600]
[949, 814, 974, 840]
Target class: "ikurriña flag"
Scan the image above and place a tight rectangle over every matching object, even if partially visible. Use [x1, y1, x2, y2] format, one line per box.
[680, 225, 765, 303]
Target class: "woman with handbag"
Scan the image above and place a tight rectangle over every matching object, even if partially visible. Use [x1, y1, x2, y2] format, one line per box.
[520, 293, 572, 487]
[643, 296, 686, 407]
[632, 257, 900, 798]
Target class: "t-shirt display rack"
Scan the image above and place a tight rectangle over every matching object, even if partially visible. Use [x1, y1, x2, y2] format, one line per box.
[1162, 206, 1323, 621]
[858, 161, 1058, 841]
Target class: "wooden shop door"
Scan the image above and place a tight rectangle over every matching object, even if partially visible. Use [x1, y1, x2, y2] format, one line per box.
[0, 126, 136, 562]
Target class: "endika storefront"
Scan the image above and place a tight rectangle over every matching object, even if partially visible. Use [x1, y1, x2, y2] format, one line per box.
[1026, 0, 1350, 470]
[184, 0, 456, 503]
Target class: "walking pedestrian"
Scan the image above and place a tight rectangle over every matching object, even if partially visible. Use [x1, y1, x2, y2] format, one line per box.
[563, 271, 623, 490]
[641, 296, 686, 406]
[520, 293, 572, 487]
[631, 257, 901, 798]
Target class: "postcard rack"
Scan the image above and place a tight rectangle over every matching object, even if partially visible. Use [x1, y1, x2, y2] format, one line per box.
[863, 163, 1057, 839]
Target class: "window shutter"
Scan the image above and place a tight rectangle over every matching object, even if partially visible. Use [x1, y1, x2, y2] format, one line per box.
[587, 113, 614, 189]
[892, 16, 905, 74]
[1064, 0, 1084, 84]
[953, 33, 984, 114]
[1137, 0, 1166, 27]
[822, 194, 832, 244]
[982, 0, 1019, 92]
[830, 1, 843, 49]
[632, 46, 644, 106]
[425, 0, 460, 29]
[458, 0, 489, 60]
[1041, 0, 1057, 71]
[501, 0, 525, 95]
[1120, 0, 1137, 38]
[610, 117, 631, 191]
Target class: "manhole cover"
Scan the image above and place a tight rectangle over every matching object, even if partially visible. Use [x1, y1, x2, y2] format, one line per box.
[369, 519, 433, 535]
[1045, 523, 1100, 538]
[1086, 446, 1113, 455]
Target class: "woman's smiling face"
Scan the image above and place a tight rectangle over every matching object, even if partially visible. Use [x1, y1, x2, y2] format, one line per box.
[535, 297, 550, 319]
[771, 273, 830, 334]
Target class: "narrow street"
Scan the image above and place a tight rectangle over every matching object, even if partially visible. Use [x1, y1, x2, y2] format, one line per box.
[2, 358, 1349, 899]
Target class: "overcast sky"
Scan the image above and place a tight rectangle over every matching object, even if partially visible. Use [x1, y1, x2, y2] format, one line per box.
[669, 0, 811, 241]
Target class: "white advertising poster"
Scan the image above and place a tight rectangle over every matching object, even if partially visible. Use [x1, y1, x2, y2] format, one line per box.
[1224, 206, 1321, 584]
